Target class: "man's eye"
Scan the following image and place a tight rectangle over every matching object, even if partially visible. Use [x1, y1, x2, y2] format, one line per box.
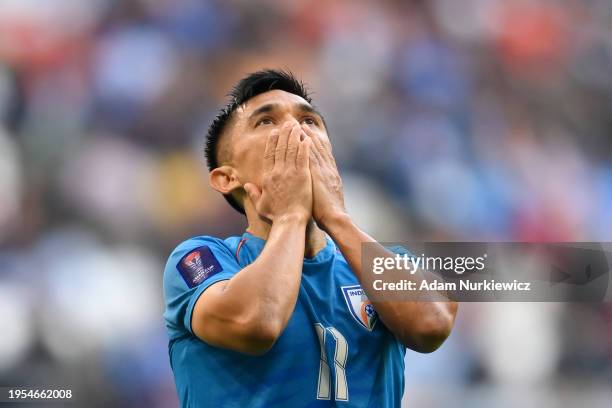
[256, 118, 274, 127]
[301, 117, 316, 125]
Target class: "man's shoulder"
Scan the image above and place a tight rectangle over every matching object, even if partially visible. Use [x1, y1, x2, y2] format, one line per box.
[165, 234, 243, 270]
[162, 234, 244, 295]
[171, 235, 241, 255]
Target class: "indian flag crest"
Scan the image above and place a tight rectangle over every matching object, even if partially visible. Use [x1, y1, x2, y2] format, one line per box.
[341, 285, 378, 331]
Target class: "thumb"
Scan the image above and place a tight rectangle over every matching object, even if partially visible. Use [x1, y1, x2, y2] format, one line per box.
[243, 183, 261, 205]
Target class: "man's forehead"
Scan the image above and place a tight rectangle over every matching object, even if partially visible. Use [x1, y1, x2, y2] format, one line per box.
[235, 90, 312, 115]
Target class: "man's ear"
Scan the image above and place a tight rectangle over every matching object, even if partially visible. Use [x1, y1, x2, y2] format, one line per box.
[209, 165, 242, 195]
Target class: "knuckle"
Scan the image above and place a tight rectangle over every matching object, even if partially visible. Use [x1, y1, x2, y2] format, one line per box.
[269, 172, 282, 182]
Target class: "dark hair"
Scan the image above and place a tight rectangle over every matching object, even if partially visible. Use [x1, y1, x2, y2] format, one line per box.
[205, 69, 312, 214]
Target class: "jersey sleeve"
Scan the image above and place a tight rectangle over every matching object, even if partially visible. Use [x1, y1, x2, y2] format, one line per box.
[163, 236, 240, 339]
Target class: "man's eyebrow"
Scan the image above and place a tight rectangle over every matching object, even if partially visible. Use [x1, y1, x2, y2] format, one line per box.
[296, 103, 324, 119]
[249, 103, 279, 120]
[247, 101, 325, 123]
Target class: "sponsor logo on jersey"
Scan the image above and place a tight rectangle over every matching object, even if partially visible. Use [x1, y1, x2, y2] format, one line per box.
[177, 246, 223, 288]
[341, 285, 378, 331]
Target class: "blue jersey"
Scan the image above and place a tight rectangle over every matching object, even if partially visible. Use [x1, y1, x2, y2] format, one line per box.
[163, 232, 406, 408]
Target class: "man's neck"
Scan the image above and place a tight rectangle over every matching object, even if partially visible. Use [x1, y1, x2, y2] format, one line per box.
[245, 214, 327, 259]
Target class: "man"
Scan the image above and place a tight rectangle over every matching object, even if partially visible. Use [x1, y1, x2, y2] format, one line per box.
[163, 70, 458, 407]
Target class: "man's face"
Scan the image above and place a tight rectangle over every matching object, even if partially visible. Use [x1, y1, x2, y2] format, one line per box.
[223, 89, 328, 188]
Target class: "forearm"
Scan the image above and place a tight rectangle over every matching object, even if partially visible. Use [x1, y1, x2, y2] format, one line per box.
[221, 214, 307, 334]
[323, 214, 458, 352]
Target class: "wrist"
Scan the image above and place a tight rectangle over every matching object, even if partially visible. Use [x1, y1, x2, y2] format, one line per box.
[318, 210, 351, 234]
[273, 212, 310, 227]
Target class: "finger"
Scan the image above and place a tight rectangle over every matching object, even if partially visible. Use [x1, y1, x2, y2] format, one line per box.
[301, 123, 316, 139]
[243, 183, 262, 205]
[275, 122, 292, 166]
[302, 124, 329, 163]
[309, 148, 322, 178]
[308, 136, 323, 165]
[303, 124, 336, 164]
[319, 134, 336, 163]
[323, 140, 337, 166]
[297, 137, 311, 169]
[286, 124, 301, 165]
[263, 130, 279, 172]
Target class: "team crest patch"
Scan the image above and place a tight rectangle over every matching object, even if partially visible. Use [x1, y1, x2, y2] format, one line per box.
[177, 246, 223, 288]
[341, 285, 378, 331]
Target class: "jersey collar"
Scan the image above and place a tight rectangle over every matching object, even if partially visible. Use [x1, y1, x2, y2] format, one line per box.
[241, 231, 336, 264]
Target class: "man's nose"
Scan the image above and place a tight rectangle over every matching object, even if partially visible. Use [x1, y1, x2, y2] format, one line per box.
[280, 119, 305, 140]
[280, 116, 300, 128]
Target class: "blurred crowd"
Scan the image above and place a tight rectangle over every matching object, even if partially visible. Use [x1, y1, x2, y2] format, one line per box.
[1, 0, 611, 406]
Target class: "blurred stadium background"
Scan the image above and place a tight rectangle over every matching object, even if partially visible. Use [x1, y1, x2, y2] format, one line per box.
[1, 0, 611, 407]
